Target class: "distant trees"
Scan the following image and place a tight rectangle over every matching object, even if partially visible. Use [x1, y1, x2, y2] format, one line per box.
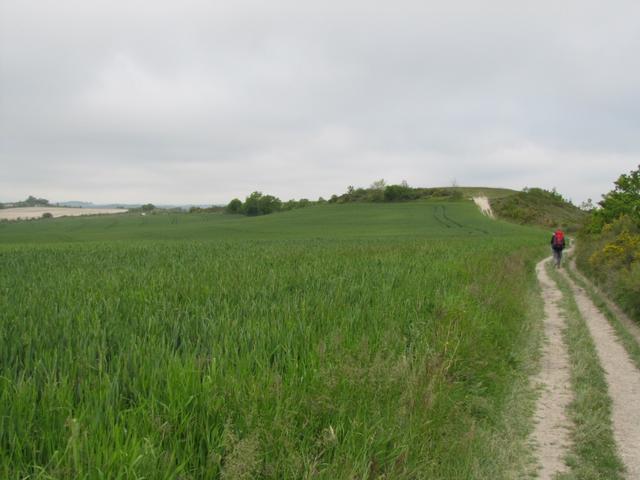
[226, 192, 283, 216]
[225, 198, 243, 214]
[12, 196, 50, 207]
[384, 184, 416, 202]
[225, 192, 328, 216]
[329, 181, 462, 203]
[222, 180, 470, 217]
[141, 203, 156, 212]
[242, 192, 281, 216]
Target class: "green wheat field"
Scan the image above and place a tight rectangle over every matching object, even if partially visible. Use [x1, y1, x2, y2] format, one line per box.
[1, 201, 547, 478]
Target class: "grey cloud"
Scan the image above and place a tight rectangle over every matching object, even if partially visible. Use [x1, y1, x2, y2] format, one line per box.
[1, 0, 639, 204]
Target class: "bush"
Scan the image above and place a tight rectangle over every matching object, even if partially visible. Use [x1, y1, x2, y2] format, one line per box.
[384, 184, 415, 202]
[42, 212, 53, 219]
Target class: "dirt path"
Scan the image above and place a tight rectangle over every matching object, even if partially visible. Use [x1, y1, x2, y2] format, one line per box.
[569, 259, 640, 346]
[560, 268, 640, 478]
[531, 257, 573, 479]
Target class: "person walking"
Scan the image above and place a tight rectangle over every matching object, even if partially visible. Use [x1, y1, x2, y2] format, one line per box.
[551, 229, 566, 268]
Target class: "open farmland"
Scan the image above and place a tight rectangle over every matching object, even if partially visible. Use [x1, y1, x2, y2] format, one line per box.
[0, 200, 548, 478]
[0, 207, 127, 221]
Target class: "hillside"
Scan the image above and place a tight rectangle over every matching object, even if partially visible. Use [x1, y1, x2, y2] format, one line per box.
[489, 187, 587, 230]
[0, 199, 543, 244]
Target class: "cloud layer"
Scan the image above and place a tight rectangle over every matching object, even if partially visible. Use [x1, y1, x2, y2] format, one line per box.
[1, 0, 639, 204]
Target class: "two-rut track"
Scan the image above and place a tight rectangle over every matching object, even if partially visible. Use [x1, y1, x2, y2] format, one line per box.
[532, 250, 640, 479]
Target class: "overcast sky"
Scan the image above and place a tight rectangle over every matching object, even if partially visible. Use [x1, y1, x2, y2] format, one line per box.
[1, 0, 639, 205]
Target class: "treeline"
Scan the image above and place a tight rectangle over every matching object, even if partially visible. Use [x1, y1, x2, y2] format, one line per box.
[225, 180, 463, 216]
[225, 192, 319, 216]
[577, 164, 640, 320]
[0, 195, 50, 209]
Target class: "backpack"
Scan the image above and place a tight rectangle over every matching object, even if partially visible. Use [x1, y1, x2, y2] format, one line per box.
[553, 230, 564, 248]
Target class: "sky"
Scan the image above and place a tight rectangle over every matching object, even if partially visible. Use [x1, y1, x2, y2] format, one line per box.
[1, 0, 639, 205]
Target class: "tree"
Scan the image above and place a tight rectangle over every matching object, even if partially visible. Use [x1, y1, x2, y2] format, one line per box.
[42, 212, 53, 219]
[141, 203, 155, 212]
[243, 192, 263, 216]
[258, 194, 282, 214]
[580, 198, 595, 212]
[370, 179, 386, 191]
[226, 198, 243, 214]
[22, 195, 49, 207]
[596, 164, 640, 226]
[242, 192, 282, 216]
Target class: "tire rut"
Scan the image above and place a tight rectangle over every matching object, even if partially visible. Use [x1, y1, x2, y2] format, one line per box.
[531, 257, 573, 479]
[560, 268, 640, 479]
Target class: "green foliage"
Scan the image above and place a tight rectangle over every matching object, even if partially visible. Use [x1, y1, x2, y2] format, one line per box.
[384, 184, 416, 202]
[41, 212, 53, 219]
[242, 191, 282, 216]
[577, 166, 640, 322]
[589, 164, 640, 233]
[577, 215, 640, 321]
[141, 203, 156, 212]
[225, 198, 243, 214]
[282, 198, 312, 211]
[0, 201, 546, 478]
[577, 165, 640, 321]
[334, 183, 464, 204]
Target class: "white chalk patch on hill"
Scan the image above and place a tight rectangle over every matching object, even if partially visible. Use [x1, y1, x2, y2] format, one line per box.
[473, 196, 495, 218]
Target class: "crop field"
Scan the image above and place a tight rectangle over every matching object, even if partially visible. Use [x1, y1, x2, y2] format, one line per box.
[1, 201, 547, 478]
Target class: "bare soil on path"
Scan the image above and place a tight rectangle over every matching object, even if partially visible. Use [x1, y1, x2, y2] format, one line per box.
[569, 259, 640, 346]
[532, 257, 573, 479]
[560, 268, 640, 479]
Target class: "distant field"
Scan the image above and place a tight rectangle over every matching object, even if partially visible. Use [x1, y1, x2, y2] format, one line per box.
[0, 206, 127, 221]
[0, 200, 535, 244]
[0, 200, 547, 478]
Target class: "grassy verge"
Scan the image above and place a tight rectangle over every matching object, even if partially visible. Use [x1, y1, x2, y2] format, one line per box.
[474, 286, 544, 479]
[547, 263, 625, 480]
[564, 262, 640, 372]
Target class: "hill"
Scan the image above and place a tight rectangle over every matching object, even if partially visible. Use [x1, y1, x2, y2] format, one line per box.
[489, 187, 587, 230]
[0, 199, 543, 244]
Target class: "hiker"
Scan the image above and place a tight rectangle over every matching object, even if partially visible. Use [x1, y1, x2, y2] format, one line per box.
[551, 229, 566, 268]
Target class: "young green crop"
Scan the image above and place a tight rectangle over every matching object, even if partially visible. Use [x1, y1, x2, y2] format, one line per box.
[0, 201, 547, 478]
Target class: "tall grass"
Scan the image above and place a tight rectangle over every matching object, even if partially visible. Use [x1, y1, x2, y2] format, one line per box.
[1, 201, 547, 478]
[0, 236, 544, 478]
